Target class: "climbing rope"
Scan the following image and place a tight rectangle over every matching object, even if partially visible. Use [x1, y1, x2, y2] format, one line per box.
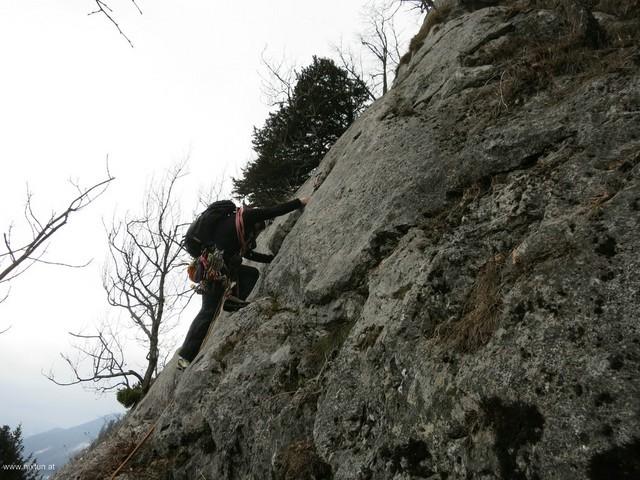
[108, 421, 158, 480]
[235, 207, 247, 254]
[109, 281, 233, 480]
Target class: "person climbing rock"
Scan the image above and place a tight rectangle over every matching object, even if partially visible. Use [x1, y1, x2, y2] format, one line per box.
[178, 197, 309, 369]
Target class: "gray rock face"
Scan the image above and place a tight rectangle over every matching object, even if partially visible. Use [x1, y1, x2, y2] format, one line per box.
[55, 1, 640, 479]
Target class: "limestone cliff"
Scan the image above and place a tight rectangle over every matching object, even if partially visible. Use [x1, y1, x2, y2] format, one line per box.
[56, 1, 640, 479]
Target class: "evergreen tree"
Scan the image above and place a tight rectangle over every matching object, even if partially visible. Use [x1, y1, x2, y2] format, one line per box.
[233, 56, 370, 206]
[0, 425, 41, 480]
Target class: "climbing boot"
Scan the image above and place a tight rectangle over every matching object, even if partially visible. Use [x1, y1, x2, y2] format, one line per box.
[177, 356, 190, 371]
[224, 296, 250, 312]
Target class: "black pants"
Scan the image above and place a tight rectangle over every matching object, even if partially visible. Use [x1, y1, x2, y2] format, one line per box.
[179, 265, 259, 362]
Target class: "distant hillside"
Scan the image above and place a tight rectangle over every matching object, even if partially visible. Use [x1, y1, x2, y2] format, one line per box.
[24, 414, 120, 479]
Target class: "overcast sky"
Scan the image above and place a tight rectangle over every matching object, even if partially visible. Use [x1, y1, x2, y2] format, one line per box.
[0, 0, 423, 436]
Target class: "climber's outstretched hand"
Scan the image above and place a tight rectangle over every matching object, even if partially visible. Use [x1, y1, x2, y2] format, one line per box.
[299, 196, 310, 206]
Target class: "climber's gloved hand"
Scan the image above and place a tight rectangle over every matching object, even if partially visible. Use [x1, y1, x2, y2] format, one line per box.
[299, 196, 310, 207]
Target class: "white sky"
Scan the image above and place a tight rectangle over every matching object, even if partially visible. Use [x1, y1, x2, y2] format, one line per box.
[0, 0, 423, 436]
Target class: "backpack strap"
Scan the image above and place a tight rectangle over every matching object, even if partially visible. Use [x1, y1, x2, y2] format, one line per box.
[235, 207, 247, 254]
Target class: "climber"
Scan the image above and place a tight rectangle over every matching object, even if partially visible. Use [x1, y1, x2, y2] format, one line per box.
[178, 197, 309, 369]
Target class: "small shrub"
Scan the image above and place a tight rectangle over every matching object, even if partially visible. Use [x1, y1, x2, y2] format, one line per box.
[117, 384, 144, 408]
[398, 1, 455, 70]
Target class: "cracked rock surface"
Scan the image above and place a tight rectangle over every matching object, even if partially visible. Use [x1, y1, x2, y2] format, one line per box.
[56, 1, 640, 479]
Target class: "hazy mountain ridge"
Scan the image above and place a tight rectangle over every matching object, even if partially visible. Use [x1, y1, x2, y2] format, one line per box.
[24, 414, 120, 479]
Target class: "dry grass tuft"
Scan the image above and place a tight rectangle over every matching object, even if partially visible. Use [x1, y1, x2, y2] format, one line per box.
[98, 432, 177, 480]
[437, 254, 505, 352]
[474, 0, 639, 110]
[72, 436, 140, 480]
[490, 2, 618, 106]
[498, 38, 598, 105]
[398, 1, 455, 70]
[399, 0, 639, 104]
[595, 0, 640, 19]
[273, 439, 332, 480]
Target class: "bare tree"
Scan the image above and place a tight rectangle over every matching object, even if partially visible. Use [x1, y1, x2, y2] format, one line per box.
[0, 169, 114, 306]
[89, 0, 143, 47]
[399, 0, 436, 13]
[359, 1, 404, 96]
[46, 164, 191, 395]
[197, 170, 228, 209]
[259, 48, 297, 108]
[333, 1, 418, 99]
[333, 40, 378, 102]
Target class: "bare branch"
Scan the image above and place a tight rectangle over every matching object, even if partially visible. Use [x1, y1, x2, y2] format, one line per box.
[44, 326, 144, 393]
[398, 0, 436, 14]
[359, 1, 403, 95]
[342, 0, 415, 98]
[30, 257, 94, 268]
[88, 0, 143, 48]
[197, 174, 227, 208]
[130, 0, 143, 15]
[259, 48, 297, 107]
[332, 41, 378, 102]
[0, 168, 114, 301]
[0, 286, 10, 304]
[3, 227, 16, 262]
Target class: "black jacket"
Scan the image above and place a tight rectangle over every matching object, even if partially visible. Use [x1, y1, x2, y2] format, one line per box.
[209, 199, 302, 263]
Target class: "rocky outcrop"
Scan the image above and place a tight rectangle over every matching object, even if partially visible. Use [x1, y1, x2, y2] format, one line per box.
[56, 1, 640, 479]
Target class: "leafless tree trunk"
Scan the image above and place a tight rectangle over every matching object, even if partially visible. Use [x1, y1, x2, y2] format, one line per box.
[0, 169, 114, 306]
[333, 42, 378, 102]
[332, 1, 409, 99]
[359, 1, 404, 97]
[46, 164, 191, 394]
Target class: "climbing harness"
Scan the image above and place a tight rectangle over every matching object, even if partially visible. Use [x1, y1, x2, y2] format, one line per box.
[235, 206, 247, 254]
[188, 246, 227, 294]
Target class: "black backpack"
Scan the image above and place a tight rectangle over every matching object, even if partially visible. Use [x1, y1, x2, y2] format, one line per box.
[183, 200, 236, 257]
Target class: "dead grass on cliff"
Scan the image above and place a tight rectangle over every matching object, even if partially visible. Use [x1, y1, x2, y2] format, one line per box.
[94, 433, 172, 480]
[397, 1, 454, 70]
[273, 439, 332, 480]
[497, 38, 596, 106]
[595, 0, 640, 19]
[71, 436, 139, 480]
[437, 254, 505, 352]
[496, 0, 640, 107]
